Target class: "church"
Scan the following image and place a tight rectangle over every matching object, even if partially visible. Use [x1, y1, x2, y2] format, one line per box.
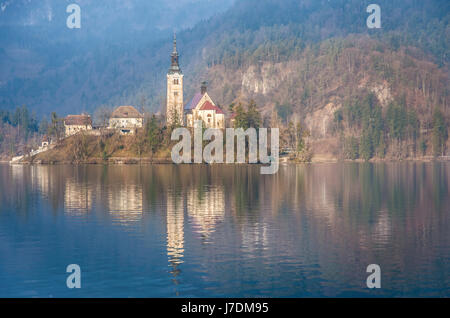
[166, 34, 225, 129]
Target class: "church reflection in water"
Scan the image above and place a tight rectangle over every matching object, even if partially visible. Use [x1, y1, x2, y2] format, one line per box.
[166, 190, 185, 288]
[165, 185, 226, 286]
[107, 183, 143, 225]
[1, 163, 448, 297]
[187, 186, 225, 239]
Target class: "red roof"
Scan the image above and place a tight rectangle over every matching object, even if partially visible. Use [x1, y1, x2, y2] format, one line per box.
[199, 101, 224, 114]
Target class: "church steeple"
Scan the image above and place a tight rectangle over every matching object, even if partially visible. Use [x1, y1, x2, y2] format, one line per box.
[173, 32, 177, 54]
[166, 32, 184, 126]
[169, 32, 181, 74]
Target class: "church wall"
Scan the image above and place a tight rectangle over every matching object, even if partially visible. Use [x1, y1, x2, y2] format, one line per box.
[166, 73, 184, 125]
[187, 110, 225, 129]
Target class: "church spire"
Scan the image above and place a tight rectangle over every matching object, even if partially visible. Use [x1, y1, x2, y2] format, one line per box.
[169, 32, 181, 74]
[173, 32, 177, 54]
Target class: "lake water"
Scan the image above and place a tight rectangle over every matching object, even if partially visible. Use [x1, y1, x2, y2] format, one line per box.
[0, 163, 448, 297]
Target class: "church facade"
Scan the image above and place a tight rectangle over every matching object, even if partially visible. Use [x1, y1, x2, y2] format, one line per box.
[166, 35, 225, 129]
[185, 82, 225, 129]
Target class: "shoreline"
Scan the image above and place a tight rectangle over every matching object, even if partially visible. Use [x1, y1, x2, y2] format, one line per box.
[2, 156, 449, 165]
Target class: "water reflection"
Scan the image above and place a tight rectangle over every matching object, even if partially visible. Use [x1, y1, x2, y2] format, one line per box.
[187, 186, 225, 239]
[31, 166, 51, 198]
[372, 210, 391, 246]
[65, 178, 93, 214]
[241, 221, 269, 254]
[166, 191, 185, 289]
[167, 190, 185, 265]
[107, 184, 143, 225]
[0, 163, 448, 297]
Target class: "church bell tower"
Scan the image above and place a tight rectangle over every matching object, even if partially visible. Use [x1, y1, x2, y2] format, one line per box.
[166, 33, 184, 126]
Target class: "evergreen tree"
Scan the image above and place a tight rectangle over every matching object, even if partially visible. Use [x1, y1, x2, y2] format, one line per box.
[0, 110, 11, 124]
[333, 109, 344, 132]
[246, 100, 262, 129]
[387, 101, 407, 141]
[359, 93, 383, 160]
[49, 112, 64, 140]
[146, 115, 163, 154]
[344, 136, 359, 160]
[360, 132, 373, 161]
[432, 108, 448, 157]
[276, 103, 292, 124]
[407, 110, 420, 155]
[420, 138, 427, 156]
[233, 100, 261, 129]
[39, 117, 50, 135]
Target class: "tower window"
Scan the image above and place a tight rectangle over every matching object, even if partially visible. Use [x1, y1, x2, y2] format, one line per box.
[174, 79, 179, 85]
[174, 92, 178, 97]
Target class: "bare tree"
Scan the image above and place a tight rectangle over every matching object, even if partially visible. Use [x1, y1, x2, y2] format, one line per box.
[72, 132, 89, 163]
[94, 106, 112, 128]
[94, 106, 112, 139]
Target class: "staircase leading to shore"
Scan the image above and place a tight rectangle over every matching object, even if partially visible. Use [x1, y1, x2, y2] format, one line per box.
[9, 144, 56, 164]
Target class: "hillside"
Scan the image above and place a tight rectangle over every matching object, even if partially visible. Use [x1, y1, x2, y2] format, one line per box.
[26, 131, 173, 165]
[0, 0, 449, 161]
[0, 0, 235, 115]
[182, 0, 450, 160]
[200, 35, 448, 159]
[0, 0, 448, 115]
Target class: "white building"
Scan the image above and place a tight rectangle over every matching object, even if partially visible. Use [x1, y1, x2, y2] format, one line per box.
[109, 105, 144, 134]
[64, 114, 93, 137]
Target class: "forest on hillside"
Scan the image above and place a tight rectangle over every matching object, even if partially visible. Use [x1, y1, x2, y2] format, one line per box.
[0, 0, 449, 161]
[1, 0, 448, 114]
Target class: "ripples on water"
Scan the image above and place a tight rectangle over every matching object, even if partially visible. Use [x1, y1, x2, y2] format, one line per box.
[0, 163, 448, 297]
